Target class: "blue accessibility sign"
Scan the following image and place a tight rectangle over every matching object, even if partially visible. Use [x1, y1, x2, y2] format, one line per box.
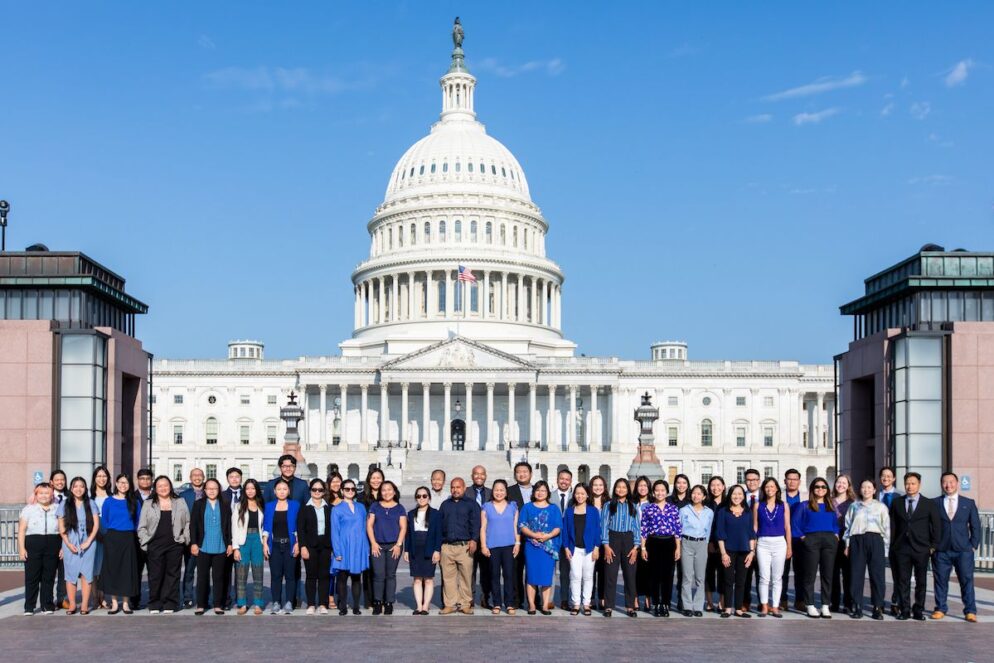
[32, 471, 44, 485]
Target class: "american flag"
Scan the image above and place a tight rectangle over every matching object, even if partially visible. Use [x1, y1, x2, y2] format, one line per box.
[457, 265, 477, 282]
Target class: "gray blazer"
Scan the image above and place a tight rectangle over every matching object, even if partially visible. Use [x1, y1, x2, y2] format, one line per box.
[137, 497, 191, 549]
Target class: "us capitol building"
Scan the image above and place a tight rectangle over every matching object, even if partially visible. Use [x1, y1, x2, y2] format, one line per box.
[151, 23, 836, 491]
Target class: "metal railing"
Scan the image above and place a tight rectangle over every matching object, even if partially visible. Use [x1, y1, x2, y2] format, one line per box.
[1, 506, 24, 568]
[978, 511, 994, 570]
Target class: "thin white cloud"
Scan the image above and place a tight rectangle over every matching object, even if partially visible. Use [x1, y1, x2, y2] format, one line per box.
[945, 58, 974, 87]
[203, 66, 370, 95]
[744, 113, 773, 124]
[928, 132, 955, 147]
[910, 101, 931, 120]
[880, 102, 894, 116]
[763, 71, 867, 101]
[793, 107, 840, 126]
[477, 57, 565, 78]
[900, 76, 910, 88]
[198, 34, 215, 50]
[909, 174, 953, 185]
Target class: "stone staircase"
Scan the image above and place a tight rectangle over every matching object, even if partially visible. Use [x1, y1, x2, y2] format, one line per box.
[399, 450, 523, 493]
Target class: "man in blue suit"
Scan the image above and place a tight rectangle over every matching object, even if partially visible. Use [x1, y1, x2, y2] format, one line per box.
[931, 472, 981, 622]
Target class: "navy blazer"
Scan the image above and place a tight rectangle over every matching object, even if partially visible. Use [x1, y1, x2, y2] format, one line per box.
[890, 494, 942, 554]
[933, 495, 981, 552]
[561, 505, 601, 553]
[404, 506, 442, 559]
[263, 475, 310, 506]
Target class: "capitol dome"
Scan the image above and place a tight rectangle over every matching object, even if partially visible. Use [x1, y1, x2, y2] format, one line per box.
[342, 21, 575, 360]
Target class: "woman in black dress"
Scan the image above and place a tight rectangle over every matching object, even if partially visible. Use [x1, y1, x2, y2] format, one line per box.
[403, 486, 441, 615]
[632, 476, 653, 612]
[704, 475, 727, 613]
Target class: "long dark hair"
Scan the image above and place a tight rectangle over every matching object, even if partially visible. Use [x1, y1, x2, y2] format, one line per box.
[633, 476, 652, 502]
[531, 480, 551, 503]
[609, 478, 636, 517]
[759, 477, 782, 505]
[570, 483, 590, 507]
[90, 465, 111, 498]
[413, 485, 431, 527]
[361, 467, 385, 505]
[112, 473, 137, 518]
[152, 475, 178, 506]
[325, 472, 343, 502]
[672, 473, 691, 498]
[63, 477, 94, 536]
[706, 476, 727, 508]
[589, 475, 608, 508]
[238, 479, 265, 525]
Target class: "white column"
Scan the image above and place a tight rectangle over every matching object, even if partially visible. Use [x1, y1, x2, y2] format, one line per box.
[568, 385, 578, 451]
[380, 382, 390, 443]
[826, 396, 836, 449]
[465, 383, 474, 449]
[816, 392, 824, 448]
[445, 270, 453, 318]
[507, 383, 516, 446]
[482, 270, 490, 320]
[464, 276, 470, 318]
[532, 277, 539, 323]
[360, 384, 369, 449]
[806, 395, 815, 449]
[354, 286, 360, 328]
[590, 386, 599, 451]
[319, 385, 327, 447]
[529, 383, 537, 446]
[378, 277, 386, 324]
[515, 275, 522, 321]
[421, 382, 431, 450]
[427, 271, 435, 316]
[486, 382, 495, 450]
[299, 387, 308, 449]
[501, 273, 508, 320]
[547, 385, 556, 451]
[443, 383, 452, 450]
[407, 272, 414, 320]
[401, 382, 409, 445]
[391, 275, 399, 322]
[338, 384, 348, 446]
[609, 385, 618, 452]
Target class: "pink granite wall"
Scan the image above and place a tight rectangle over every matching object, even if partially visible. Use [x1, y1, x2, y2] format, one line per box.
[949, 321, 994, 510]
[101, 327, 149, 476]
[0, 320, 55, 504]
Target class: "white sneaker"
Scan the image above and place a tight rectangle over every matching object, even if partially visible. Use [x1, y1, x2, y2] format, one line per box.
[807, 605, 821, 618]
[42, 609, 55, 615]
[283, 601, 293, 615]
[148, 609, 160, 615]
[269, 602, 281, 615]
[319, 606, 328, 615]
[162, 610, 174, 614]
[23, 611, 33, 616]
[306, 606, 315, 615]
[820, 605, 832, 619]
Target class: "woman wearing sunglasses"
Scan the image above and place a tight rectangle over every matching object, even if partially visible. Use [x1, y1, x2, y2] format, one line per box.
[332, 479, 370, 615]
[798, 477, 838, 619]
[298, 478, 332, 615]
[404, 485, 442, 615]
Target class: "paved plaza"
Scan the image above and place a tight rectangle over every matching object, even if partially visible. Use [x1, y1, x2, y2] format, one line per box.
[0, 567, 989, 660]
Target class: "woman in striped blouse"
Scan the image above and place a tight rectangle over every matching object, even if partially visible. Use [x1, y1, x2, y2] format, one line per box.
[600, 478, 641, 618]
[843, 479, 890, 620]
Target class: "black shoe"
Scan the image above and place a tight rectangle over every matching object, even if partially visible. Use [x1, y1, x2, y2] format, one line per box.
[384, 603, 393, 615]
[850, 609, 863, 619]
[896, 612, 909, 621]
[183, 600, 194, 609]
[371, 601, 382, 616]
[626, 609, 638, 618]
[871, 608, 884, 621]
[890, 605, 899, 617]
[694, 610, 703, 617]
[682, 609, 693, 617]
[912, 610, 926, 621]
[653, 605, 661, 617]
[661, 606, 669, 617]
[560, 601, 568, 611]
[352, 608, 361, 615]
[339, 608, 348, 616]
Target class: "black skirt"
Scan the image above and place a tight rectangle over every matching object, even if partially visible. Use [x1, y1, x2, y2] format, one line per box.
[102, 529, 138, 596]
[409, 531, 436, 578]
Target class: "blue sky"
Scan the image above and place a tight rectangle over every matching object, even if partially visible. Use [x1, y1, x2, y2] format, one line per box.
[1, 2, 991, 363]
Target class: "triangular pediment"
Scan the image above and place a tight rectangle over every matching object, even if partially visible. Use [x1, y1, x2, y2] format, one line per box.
[381, 337, 534, 371]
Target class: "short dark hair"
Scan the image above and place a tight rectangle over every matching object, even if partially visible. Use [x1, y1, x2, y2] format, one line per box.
[431, 469, 446, 479]
[226, 467, 242, 478]
[136, 468, 153, 479]
[558, 468, 573, 478]
[744, 468, 761, 479]
[513, 461, 532, 474]
[940, 471, 959, 482]
[278, 454, 297, 467]
[903, 471, 922, 483]
[531, 480, 550, 502]
[879, 466, 896, 478]
[784, 468, 801, 479]
[49, 469, 66, 481]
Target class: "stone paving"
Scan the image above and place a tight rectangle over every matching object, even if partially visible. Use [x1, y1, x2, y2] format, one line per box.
[0, 565, 990, 660]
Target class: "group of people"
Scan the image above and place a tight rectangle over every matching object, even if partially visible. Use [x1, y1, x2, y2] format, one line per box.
[18, 457, 981, 622]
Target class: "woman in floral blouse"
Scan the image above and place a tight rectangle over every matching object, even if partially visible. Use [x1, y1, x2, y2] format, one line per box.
[640, 480, 683, 616]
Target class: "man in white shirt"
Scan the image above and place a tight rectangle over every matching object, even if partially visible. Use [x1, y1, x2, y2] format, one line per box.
[553, 469, 574, 610]
[429, 469, 447, 509]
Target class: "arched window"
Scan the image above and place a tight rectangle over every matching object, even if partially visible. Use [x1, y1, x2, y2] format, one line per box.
[468, 162, 474, 173]
[419, 164, 424, 175]
[701, 419, 713, 447]
[348, 463, 360, 481]
[455, 161, 461, 173]
[439, 220, 447, 242]
[480, 162, 485, 174]
[424, 221, 431, 244]
[470, 220, 477, 242]
[512, 226, 518, 247]
[387, 227, 393, 249]
[442, 162, 448, 173]
[510, 170, 515, 180]
[205, 417, 219, 445]
[599, 464, 612, 485]
[523, 228, 529, 250]
[500, 224, 506, 245]
[485, 222, 493, 244]
[409, 167, 414, 177]
[430, 163, 436, 174]
[410, 223, 417, 245]
[401, 169, 406, 180]
[491, 165, 497, 175]
[577, 464, 590, 484]
[397, 224, 404, 247]
[454, 220, 462, 242]
[501, 167, 507, 177]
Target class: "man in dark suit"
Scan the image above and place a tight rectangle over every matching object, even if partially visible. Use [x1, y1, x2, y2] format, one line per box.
[877, 466, 902, 615]
[131, 468, 155, 609]
[469, 465, 493, 609]
[179, 467, 206, 608]
[221, 467, 243, 610]
[889, 471, 941, 621]
[551, 468, 574, 610]
[931, 472, 981, 622]
[505, 462, 533, 608]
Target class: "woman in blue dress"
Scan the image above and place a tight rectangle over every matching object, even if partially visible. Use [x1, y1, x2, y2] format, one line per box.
[517, 480, 562, 615]
[331, 479, 370, 615]
[57, 477, 100, 614]
[89, 465, 111, 610]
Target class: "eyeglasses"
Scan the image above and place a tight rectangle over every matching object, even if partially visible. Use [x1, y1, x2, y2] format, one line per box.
[416, 494, 429, 499]
[342, 487, 356, 493]
[311, 488, 325, 493]
[814, 485, 829, 490]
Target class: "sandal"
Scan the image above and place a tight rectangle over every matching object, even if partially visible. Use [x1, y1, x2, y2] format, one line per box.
[491, 606, 501, 615]
[506, 607, 516, 615]
[570, 608, 579, 616]
[79, 610, 89, 616]
[583, 607, 592, 616]
[626, 609, 638, 618]
[527, 609, 536, 615]
[66, 607, 78, 615]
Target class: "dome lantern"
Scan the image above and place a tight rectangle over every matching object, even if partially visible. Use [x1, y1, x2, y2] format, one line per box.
[440, 17, 476, 122]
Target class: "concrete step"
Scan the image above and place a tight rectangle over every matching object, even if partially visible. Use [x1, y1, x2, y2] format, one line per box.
[400, 450, 520, 491]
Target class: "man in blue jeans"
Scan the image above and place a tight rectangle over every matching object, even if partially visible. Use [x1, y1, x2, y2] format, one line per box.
[180, 468, 205, 608]
[930, 472, 981, 622]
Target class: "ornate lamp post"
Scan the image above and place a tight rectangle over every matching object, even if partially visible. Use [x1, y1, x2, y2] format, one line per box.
[279, 391, 311, 477]
[0, 200, 10, 251]
[627, 391, 665, 481]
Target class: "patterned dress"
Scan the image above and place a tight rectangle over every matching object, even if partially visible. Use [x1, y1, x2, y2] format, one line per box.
[518, 503, 563, 587]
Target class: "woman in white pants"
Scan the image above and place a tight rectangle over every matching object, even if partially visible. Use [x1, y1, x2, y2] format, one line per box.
[679, 485, 714, 616]
[752, 477, 792, 618]
[561, 484, 601, 616]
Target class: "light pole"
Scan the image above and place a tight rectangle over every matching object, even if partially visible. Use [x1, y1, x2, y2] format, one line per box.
[627, 391, 665, 481]
[0, 200, 10, 251]
[279, 391, 312, 477]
